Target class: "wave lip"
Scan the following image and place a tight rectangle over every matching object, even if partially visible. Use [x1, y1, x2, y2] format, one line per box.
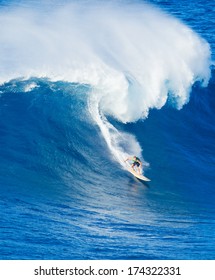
[0, 1, 211, 123]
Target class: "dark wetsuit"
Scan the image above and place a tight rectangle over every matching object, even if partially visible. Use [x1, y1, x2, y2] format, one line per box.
[132, 157, 141, 167]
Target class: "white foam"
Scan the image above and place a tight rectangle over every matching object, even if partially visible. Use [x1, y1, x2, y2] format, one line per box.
[88, 90, 145, 167]
[24, 82, 38, 92]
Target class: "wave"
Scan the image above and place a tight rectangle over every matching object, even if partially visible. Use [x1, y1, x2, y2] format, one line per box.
[0, 1, 211, 167]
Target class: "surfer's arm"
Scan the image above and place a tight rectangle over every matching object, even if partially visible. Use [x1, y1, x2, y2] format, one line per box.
[124, 157, 132, 162]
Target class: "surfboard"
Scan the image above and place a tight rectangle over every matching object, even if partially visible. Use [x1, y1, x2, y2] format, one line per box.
[127, 167, 151, 181]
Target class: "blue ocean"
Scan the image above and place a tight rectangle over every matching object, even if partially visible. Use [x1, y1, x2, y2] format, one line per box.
[0, 0, 214, 260]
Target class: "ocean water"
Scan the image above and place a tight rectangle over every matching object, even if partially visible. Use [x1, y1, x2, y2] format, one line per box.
[0, 0, 214, 260]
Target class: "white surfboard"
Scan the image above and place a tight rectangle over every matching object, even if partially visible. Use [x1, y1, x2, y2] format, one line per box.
[127, 167, 151, 181]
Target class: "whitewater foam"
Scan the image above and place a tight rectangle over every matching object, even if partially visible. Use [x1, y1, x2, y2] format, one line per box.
[0, 0, 211, 166]
[88, 90, 145, 167]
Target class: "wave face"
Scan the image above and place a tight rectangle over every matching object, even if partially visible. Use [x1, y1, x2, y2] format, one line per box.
[0, 0, 215, 260]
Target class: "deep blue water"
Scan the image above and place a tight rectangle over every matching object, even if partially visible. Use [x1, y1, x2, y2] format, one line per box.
[0, 0, 215, 260]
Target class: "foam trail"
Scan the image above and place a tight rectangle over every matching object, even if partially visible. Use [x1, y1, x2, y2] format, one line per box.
[88, 92, 144, 168]
[0, 1, 211, 167]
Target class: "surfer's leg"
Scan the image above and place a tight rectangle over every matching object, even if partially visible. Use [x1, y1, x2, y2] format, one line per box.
[136, 163, 141, 174]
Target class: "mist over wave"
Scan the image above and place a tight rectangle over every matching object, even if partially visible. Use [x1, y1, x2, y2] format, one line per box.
[0, 0, 211, 166]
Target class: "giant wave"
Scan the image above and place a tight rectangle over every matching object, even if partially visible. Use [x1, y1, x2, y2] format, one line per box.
[0, 0, 211, 167]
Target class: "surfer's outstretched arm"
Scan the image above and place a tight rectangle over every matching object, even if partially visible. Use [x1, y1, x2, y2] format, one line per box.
[124, 157, 132, 162]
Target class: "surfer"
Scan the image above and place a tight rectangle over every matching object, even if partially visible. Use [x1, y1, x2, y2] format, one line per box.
[124, 156, 142, 175]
